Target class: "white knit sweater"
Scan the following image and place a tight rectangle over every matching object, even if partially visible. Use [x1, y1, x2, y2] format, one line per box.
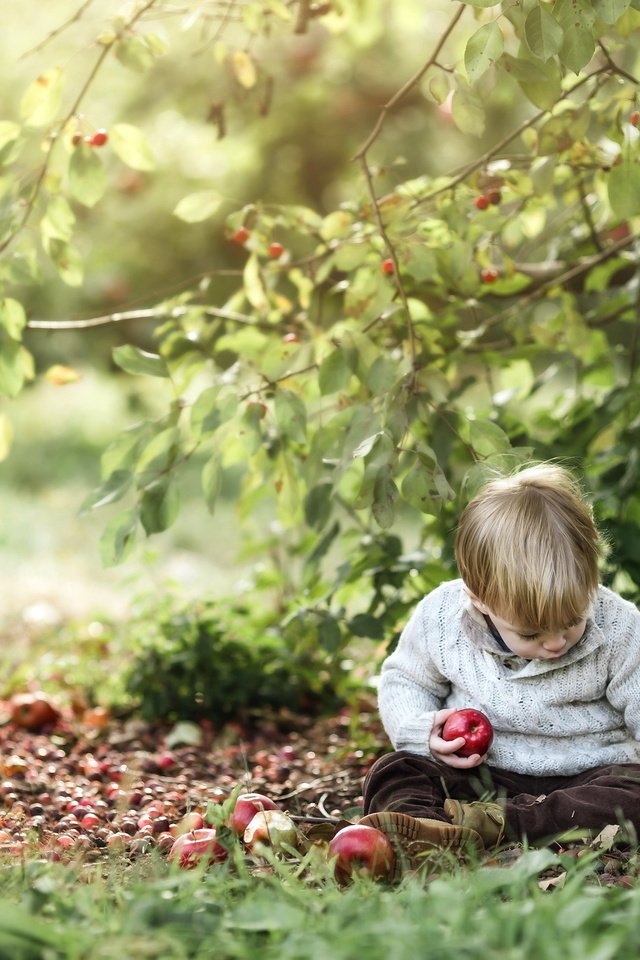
[378, 579, 640, 775]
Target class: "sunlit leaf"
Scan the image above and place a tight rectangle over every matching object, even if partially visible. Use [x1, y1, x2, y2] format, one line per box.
[464, 22, 504, 83]
[0, 298, 26, 338]
[110, 123, 155, 171]
[202, 453, 223, 514]
[68, 144, 107, 207]
[608, 161, 640, 217]
[592, 0, 631, 23]
[44, 364, 81, 386]
[0, 413, 13, 462]
[112, 345, 169, 377]
[173, 191, 223, 223]
[524, 6, 563, 60]
[20, 68, 63, 127]
[232, 50, 257, 88]
[100, 509, 138, 566]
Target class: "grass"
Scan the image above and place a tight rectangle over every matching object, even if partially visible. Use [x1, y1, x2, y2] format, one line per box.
[0, 846, 639, 959]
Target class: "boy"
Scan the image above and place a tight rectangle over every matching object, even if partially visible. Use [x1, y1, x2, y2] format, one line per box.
[360, 464, 640, 874]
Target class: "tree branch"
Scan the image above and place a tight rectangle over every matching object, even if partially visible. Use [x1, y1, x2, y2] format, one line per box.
[0, 0, 159, 258]
[19, 0, 97, 60]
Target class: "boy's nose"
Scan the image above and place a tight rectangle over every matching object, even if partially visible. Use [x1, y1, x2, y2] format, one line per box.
[542, 632, 566, 652]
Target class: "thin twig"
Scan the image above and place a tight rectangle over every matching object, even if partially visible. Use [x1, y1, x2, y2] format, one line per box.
[576, 175, 603, 252]
[352, 3, 466, 161]
[27, 304, 259, 331]
[19, 0, 96, 59]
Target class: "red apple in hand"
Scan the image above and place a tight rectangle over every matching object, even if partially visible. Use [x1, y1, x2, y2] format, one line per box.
[228, 793, 278, 835]
[243, 809, 299, 852]
[442, 708, 493, 758]
[328, 824, 394, 883]
[168, 828, 228, 868]
[10, 692, 61, 731]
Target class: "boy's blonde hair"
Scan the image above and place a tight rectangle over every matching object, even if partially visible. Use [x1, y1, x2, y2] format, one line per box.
[455, 464, 601, 631]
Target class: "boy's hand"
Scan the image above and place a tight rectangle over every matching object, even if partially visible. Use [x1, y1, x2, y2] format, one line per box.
[429, 708, 487, 768]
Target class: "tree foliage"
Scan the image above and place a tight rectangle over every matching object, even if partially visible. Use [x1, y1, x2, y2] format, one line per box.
[2, 0, 640, 653]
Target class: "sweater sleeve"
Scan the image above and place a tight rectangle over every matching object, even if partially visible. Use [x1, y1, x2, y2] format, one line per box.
[378, 595, 451, 755]
[605, 601, 640, 741]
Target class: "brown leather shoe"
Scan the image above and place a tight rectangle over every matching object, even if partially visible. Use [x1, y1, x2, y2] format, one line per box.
[443, 799, 506, 848]
[359, 812, 484, 881]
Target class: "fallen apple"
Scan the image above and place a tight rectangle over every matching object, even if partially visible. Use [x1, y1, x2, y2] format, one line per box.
[328, 824, 394, 883]
[228, 792, 278, 835]
[10, 692, 61, 731]
[170, 811, 205, 837]
[441, 708, 494, 758]
[168, 828, 228, 869]
[243, 809, 298, 852]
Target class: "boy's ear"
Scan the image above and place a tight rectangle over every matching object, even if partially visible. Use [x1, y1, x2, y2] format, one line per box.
[463, 585, 490, 615]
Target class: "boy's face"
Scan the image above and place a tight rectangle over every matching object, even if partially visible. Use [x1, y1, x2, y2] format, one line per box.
[482, 610, 587, 660]
[466, 591, 587, 660]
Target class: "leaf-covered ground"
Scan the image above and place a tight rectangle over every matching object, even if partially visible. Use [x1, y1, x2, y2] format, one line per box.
[0, 698, 638, 893]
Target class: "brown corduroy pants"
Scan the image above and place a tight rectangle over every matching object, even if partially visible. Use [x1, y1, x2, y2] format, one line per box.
[363, 751, 640, 843]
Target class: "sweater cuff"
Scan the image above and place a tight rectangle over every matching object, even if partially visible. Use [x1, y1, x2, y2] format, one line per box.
[393, 711, 437, 756]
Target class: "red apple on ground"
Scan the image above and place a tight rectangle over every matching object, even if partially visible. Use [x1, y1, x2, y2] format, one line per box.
[10, 692, 61, 731]
[228, 793, 278, 835]
[171, 811, 205, 837]
[243, 809, 298, 852]
[441, 708, 494, 757]
[328, 824, 394, 883]
[168, 828, 228, 868]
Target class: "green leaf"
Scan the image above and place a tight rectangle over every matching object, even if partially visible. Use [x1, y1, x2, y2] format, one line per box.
[114, 35, 158, 72]
[0, 341, 33, 397]
[0, 298, 26, 338]
[464, 22, 504, 83]
[40, 196, 75, 246]
[68, 144, 107, 207]
[451, 83, 485, 137]
[524, 6, 564, 61]
[49, 239, 83, 287]
[304, 482, 333, 530]
[135, 427, 180, 487]
[140, 478, 180, 533]
[608, 162, 640, 218]
[110, 123, 155, 171]
[101, 422, 151, 478]
[191, 387, 238, 438]
[318, 348, 352, 395]
[20, 68, 64, 127]
[316, 614, 342, 652]
[0, 413, 13, 461]
[275, 388, 307, 444]
[559, 25, 595, 73]
[243, 254, 268, 312]
[372, 465, 398, 528]
[592, 0, 631, 23]
[100, 509, 138, 566]
[468, 419, 511, 457]
[112, 345, 169, 377]
[202, 453, 223, 514]
[348, 613, 385, 639]
[80, 470, 133, 514]
[173, 191, 223, 223]
[401, 458, 435, 513]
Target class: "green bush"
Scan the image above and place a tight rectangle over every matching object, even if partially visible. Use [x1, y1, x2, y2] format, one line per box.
[124, 596, 353, 725]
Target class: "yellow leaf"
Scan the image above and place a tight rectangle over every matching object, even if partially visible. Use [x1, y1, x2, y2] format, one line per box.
[44, 364, 82, 386]
[0, 413, 13, 461]
[232, 50, 257, 89]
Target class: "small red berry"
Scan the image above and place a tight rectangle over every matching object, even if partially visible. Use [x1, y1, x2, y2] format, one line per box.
[268, 242, 285, 258]
[282, 332, 299, 344]
[474, 195, 490, 210]
[232, 227, 250, 245]
[381, 258, 395, 275]
[89, 129, 109, 147]
[481, 267, 499, 284]
[486, 189, 502, 205]
[630, 111, 640, 127]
